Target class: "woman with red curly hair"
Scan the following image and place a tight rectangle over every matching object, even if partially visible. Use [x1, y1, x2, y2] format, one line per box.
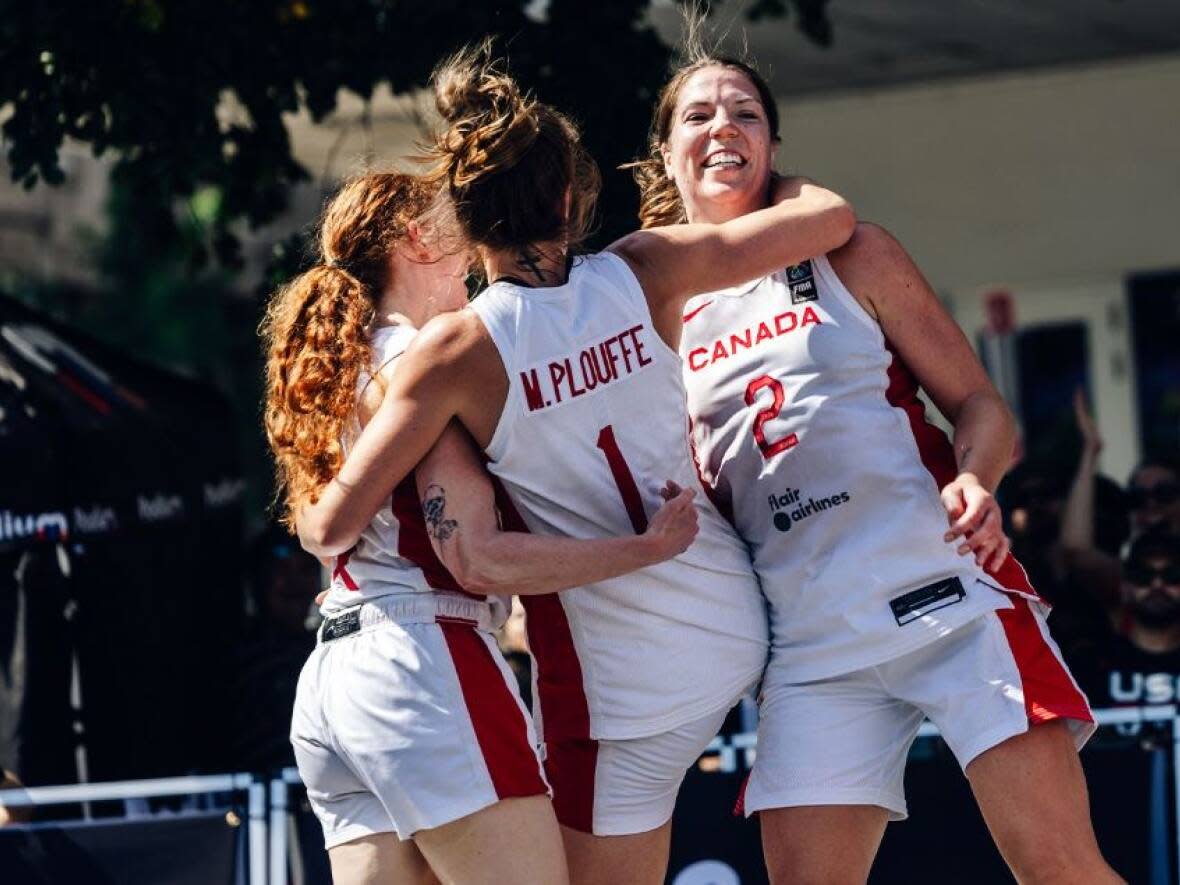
[261, 171, 699, 885]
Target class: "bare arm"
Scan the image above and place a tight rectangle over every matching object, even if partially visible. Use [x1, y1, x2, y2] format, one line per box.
[296, 312, 501, 557]
[831, 223, 1016, 572]
[1058, 388, 1122, 592]
[609, 177, 855, 343]
[1060, 388, 1101, 552]
[416, 423, 699, 596]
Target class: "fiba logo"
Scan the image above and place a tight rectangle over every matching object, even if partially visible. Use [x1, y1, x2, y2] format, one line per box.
[768, 486, 851, 533]
[786, 261, 812, 283]
[672, 859, 740, 885]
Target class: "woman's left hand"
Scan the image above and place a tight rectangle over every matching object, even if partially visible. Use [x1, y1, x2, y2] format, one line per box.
[941, 473, 1010, 573]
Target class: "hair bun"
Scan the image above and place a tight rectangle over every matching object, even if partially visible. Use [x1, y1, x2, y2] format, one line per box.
[431, 44, 541, 187]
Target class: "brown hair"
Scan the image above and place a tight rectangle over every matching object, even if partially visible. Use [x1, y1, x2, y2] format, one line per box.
[260, 172, 436, 530]
[422, 42, 600, 253]
[629, 47, 779, 229]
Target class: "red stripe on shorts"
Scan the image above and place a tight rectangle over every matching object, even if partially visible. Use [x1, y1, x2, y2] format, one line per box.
[439, 622, 548, 800]
[996, 597, 1093, 725]
[542, 735, 599, 833]
[491, 477, 598, 832]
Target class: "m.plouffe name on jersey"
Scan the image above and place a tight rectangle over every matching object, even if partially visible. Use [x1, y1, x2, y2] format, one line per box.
[768, 486, 851, 532]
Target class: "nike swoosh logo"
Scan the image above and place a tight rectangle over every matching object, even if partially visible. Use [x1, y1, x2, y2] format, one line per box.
[682, 300, 713, 323]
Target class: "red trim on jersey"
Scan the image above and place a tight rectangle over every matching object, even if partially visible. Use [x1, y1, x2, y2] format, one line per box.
[683, 300, 714, 323]
[390, 471, 479, 598]
[687, 417, 737, 526]
[733, 773, 750, 818]
[491, 476, 598, 831]
[439, 622, 549, 800]
[995, 597, 1093, 725]
[883, 345, 1043, 601]
[883, 345, 957, 489]
[332, 548, 359, 591]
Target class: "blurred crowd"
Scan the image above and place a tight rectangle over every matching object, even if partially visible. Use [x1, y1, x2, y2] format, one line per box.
[1004, 391, 1180, 728]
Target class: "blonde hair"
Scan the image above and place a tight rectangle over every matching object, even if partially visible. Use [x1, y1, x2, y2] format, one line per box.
[260, 172, 436, 529]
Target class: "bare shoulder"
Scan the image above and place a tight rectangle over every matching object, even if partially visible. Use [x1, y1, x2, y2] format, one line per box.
[406, 308, 496, 368]
[828, 222, 908, 277]
[828, 222, 928, 320]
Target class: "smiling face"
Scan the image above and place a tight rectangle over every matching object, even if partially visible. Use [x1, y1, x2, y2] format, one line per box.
[660, 65, 777, 224]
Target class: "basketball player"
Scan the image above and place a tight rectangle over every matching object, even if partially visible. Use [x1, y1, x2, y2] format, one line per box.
[296, 46, 855, 884]
[630, 48, 1121, 884]
[262, 172, 701, 885]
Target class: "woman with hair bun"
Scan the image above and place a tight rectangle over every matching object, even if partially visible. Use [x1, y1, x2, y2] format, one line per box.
[263, 171, 703, 885]
[298, 45, 854, 884]
[634, 36, 1119, 884]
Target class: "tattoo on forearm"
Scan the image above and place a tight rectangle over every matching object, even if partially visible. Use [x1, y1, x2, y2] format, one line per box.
[422, 484, 459, 542]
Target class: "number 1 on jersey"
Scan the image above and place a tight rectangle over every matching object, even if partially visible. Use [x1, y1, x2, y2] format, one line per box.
[745, 375, 799, 459]
[595, 425, 648, 533]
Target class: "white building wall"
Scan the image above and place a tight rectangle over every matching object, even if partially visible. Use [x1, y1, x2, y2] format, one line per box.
[777, 54, 1180, 480]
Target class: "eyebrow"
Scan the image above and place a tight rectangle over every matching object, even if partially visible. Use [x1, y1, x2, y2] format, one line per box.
[680, 97, 761, 111]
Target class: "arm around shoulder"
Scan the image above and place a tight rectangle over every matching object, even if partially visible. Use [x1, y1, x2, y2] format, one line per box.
[610, 177, 855, 327]
[294, 312, 484, 558]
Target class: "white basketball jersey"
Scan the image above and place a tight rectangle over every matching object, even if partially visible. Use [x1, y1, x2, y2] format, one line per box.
[470, 252, 768, 741]
[320, 325, 505, 627]
[681, 255, 1037, 682]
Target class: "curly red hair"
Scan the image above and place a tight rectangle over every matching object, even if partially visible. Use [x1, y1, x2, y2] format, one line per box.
[260, 172, 436, 530]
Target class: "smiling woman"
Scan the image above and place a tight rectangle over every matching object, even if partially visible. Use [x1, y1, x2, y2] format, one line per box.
[629, 57, 779, 228]
[631, 33, 1122, 884]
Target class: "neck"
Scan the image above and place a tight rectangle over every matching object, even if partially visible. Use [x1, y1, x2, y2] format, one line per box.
[1128, 619, 1180, 654]
[373, 254, 450, 330]
[484, 241, 568, 287]
[682, 190, 769, 226]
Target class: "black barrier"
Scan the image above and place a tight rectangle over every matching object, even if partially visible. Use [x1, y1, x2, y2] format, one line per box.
[0, 810, 239, 884]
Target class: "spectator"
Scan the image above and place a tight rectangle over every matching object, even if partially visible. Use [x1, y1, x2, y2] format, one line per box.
[1002, 462, 1071, 597]
[1128, 457, 1180, 537]
[1051, 390, 1132, 662]
[231, 524, 323, 771]
[1076, 530, 1180, 719]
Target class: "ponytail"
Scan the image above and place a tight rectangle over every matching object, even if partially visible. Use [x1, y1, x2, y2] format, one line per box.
[260, 173, 435, 529]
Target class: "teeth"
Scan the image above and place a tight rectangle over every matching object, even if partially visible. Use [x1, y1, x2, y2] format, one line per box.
[704, 152, 745, 168]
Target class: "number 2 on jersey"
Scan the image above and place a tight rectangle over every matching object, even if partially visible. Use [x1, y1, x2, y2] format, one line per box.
[595, 425, 648, 533]
[745, 375, 798, 459]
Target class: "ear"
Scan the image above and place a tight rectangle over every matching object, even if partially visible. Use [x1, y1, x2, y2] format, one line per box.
[404, 219, 434, 261]
[660, 143, 675, 182]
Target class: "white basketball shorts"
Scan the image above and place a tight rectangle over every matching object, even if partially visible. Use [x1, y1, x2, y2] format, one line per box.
[744, 596, 1095, 819]
[290, 596, 549, 847]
